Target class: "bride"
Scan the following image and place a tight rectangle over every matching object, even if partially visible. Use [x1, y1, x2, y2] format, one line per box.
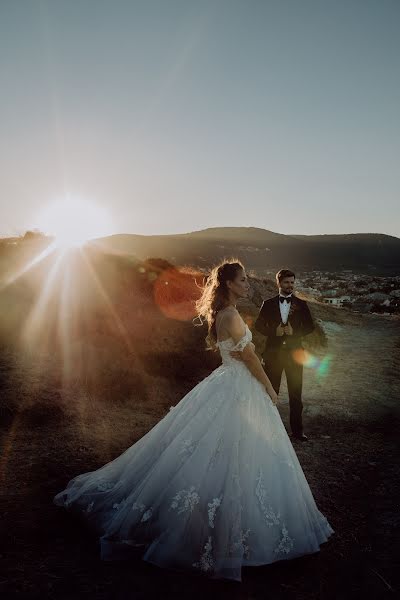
[54, 259, 334, 582]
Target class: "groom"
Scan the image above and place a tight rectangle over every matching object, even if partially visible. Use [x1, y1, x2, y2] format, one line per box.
[255, 269, 314, 441]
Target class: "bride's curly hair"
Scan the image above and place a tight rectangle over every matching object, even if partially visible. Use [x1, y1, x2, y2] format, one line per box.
[195, 259, 244, 349]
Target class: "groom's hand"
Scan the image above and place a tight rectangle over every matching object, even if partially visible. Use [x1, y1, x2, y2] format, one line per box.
[276, 323, 285, 336]
[284, 322, 293, 336]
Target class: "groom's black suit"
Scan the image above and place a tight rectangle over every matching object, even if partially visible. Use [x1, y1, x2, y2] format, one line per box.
[255, 295, 314, 436]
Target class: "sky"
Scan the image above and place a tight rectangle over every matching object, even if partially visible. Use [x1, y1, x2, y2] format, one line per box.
[0, 0, 399, 239]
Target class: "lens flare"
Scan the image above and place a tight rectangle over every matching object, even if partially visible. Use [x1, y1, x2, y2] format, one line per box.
[153, 267, 204, 321]
[292, 349, 332, 378]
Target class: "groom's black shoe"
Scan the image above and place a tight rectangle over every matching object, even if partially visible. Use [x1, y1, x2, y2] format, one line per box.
[291, 433, 308, 442]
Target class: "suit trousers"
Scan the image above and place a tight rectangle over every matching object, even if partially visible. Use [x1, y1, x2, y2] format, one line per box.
[263, 346, 304, 435]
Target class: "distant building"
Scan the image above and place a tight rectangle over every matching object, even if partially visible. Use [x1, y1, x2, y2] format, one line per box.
[322, 295, 353, 308]
[323, 297, 340, 306]
[320, 289, 338, 297]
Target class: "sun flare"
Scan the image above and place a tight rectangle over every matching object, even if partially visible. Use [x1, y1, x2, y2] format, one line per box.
[34, 197, 114, 248]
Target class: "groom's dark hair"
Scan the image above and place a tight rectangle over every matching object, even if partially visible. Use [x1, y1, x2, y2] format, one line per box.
[276, 269, 295, 285]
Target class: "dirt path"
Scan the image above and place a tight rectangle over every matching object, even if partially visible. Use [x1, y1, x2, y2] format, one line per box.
[0, 313, 399, 599]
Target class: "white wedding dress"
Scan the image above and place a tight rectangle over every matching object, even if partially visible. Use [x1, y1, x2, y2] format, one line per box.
[54, 323, 334, 582]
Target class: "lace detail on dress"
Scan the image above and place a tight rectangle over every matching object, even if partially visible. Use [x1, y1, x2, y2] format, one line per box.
[231, 334, 250, 352]
[231, 440, 241, 488]
[208, 496, 222, 528]
[113, 498, 128, 510]
[141, 508, 153, 522]
[192, 536, 214, 572]
[207, 403, 219, 419]
[170, 486, 200, 514]
[96, 480, 114, 492]
[269, 430, 285, 455]
[179, 437, 196, 460]
[208, 427, 224, 470]
[274, 525, 294, 554]
[230, 528, 251, 559]
[207, 391, 225, 419]
[216, 324, 253, 366]
[130, 501, 152, 522]
[255, 469, 280, 526]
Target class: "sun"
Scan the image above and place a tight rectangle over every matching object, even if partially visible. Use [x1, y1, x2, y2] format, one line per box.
[35, 197, 114, 247]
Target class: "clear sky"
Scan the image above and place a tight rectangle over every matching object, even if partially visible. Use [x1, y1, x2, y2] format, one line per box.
[0, 0, 399, 239]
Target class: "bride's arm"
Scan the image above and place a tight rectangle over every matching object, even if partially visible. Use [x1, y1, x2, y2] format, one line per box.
[226, 313, 278, 404]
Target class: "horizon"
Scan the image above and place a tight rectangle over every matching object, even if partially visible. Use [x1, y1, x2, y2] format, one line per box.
[2, 224, 400, 243]
[1, 1, 399, 239]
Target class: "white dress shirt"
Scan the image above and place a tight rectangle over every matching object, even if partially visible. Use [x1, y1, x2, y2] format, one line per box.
[279, 295, 292, 324]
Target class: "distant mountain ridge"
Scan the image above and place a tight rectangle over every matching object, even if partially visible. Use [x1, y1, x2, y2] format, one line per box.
[93, 227, 400, 275]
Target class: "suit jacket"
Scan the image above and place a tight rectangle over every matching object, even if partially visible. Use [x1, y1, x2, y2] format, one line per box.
[255, 294, 314, 353]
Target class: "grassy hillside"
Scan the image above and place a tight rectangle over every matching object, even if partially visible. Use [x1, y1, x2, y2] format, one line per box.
[0, 240, 399, 598]
[92, 227, 400, 274]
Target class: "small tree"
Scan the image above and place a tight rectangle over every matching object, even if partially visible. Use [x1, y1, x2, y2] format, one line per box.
[22, 229, 46, 241]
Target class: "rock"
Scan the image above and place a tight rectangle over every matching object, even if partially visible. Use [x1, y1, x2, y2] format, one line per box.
[319, 320, 343, 335]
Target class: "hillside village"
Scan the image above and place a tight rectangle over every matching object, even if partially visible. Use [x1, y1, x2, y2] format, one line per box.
[261, 269, 400, 315]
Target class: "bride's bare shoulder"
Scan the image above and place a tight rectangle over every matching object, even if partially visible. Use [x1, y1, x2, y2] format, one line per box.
[216, 306, 239, 321]
[216, 307, 243, 341]
[216, 307, 244, 334]
[217, 305, 237, 314]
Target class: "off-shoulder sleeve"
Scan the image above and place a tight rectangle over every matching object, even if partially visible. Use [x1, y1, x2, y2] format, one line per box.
[231, 332, 250, 352]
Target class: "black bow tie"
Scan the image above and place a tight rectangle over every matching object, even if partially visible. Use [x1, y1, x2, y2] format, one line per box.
[279, 296, 292, 304]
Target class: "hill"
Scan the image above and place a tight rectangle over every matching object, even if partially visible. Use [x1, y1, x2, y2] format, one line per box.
[92, 227, 400, 275]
